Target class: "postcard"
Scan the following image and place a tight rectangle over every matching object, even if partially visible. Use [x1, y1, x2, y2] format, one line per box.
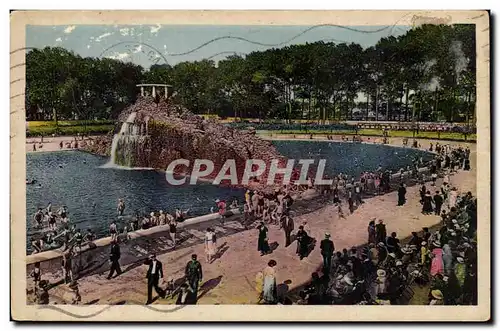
[10, 10, 490, 321]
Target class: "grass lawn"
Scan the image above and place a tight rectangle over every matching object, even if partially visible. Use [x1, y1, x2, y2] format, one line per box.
[26, 120, 115, 137]
[259, 129, 476, 141]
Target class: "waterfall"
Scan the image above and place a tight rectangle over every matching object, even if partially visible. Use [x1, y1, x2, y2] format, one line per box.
[104, 112, 150, 168]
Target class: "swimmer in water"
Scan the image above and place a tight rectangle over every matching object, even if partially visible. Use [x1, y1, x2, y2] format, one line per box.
[117, 199, 125, 216]
[33, 208, 43, 227]
[57, 205, 68, 219]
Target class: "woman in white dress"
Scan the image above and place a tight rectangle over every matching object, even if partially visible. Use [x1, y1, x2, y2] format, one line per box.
[448, 187, 458, 209]
[262, 259, 278, 304]
[204, 228, 217, 263]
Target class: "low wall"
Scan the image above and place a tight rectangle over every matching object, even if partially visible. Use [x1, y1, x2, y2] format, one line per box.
[26, 209, 241, 278]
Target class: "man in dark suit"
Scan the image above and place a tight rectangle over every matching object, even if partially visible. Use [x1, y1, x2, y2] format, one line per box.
[145, 253, 165, 304]
[320, 233, 335, 272]
[107, 240, 121, 280]
[281, 212, 294, 247]
[185, 254, 203, 301]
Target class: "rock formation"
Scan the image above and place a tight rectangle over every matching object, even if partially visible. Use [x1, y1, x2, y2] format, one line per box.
[84, 97, 302, 190]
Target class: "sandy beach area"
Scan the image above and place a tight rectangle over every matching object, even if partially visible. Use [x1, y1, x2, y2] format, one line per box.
[26, 136, 102, 153]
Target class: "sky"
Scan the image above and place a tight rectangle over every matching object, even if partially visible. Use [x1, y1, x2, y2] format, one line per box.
[26, 24, 412, 68]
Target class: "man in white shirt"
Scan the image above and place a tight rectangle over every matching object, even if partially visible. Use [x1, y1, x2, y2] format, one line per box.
[144, 253, 165, 304]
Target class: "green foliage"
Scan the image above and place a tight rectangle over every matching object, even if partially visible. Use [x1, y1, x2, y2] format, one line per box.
[26, 24, 476, 123]
[26, 124, 114, 137]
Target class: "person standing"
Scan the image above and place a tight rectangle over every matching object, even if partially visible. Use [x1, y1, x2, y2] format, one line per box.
[144, 253, 165, 305]
[33, 208, 44, 227]
[367, 219, 377, 244]
[433, 191, 444, 215]
[117, 198, 125, 216]
[185, 254, 203, 301]
[320, 233, 334, 273]
[204, 228, 217, 264]
[109, 221, 118, 241]
[354, 183, 363, 206]
[397, 183, 406, 206]
[107, 240, 122, 280]
[375, 219, 387, 244]
[347, 188, 354, 213]
[281, 213, 294, 248]
[30, 262, 41, 295]
[422, 191, 434, 214]
[168, 216, 177, 248]
[257, 222, 270, 256]
[295, 225, 310, 260]
[61, 248, 73, 284]
[261, 260, 278, 304]
[158, 210, 166, 225]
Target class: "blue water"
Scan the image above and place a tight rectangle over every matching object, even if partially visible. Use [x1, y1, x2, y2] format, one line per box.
[26, 141, 432, 250]
[26, 151, 243, 242]
[273, 140, 433, 178]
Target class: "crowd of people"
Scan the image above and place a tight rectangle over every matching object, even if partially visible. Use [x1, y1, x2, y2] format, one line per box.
[278, 144, 476, 305]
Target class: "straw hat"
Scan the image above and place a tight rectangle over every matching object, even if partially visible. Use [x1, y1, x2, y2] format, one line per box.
[377, 242, 385, 247]
[150, 212, 155, 217]
[215, 199, 220, 203]
[388, 253, 396, 259]
[377, 269, 386, 277]
[432, 241, 441, 248]
[452, 219, 458, 224]
[396, 260, 403, 266]
[409, 245, 418, 250]
[457, 256, 465, 263]
[325, 233, 331, 238]
[431, 290, 444, 300]
[159, 210, 164, 214]
[421, 241, 427, 246]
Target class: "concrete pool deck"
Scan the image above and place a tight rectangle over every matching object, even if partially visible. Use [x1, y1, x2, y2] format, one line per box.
[26, 138, 477, 305]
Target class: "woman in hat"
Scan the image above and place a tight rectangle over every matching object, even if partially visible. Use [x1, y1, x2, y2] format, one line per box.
[429, 289, 444, 305]
[367, 220, 376, 245]
[296, 225, 310, 260]
[261, 260, 278, 304]
[422, 191, 434, 214]
[375, 219, 387, 244]
[420, 241, 430, 266]
[257, 222, 271, 256]
[430, 242, 444, 276]
[401, 246, 413, 264]
[204, 228, 217, 264]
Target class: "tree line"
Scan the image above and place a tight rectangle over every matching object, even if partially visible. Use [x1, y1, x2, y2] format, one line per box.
[26, 24, 475, 123]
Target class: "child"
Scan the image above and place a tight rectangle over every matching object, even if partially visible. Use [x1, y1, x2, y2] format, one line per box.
[30, 262, 41, 295]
